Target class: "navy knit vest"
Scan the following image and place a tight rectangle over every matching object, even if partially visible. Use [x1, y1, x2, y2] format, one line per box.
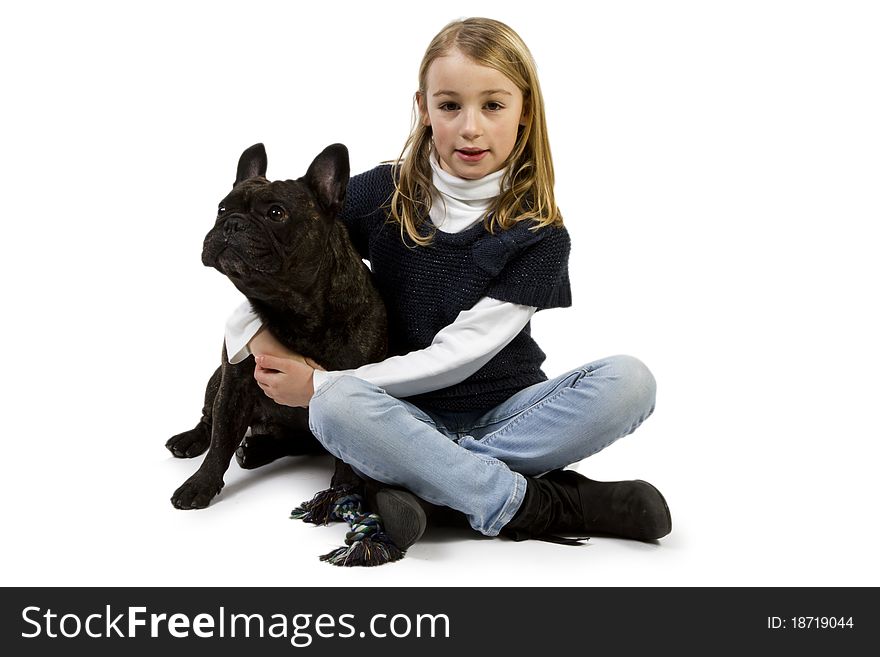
[340, 165, 572, 413]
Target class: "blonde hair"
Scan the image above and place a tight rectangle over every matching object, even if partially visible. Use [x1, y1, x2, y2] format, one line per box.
[390, 17, 563, 246]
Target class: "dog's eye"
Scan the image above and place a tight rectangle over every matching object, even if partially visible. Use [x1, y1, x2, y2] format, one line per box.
[217, 205, 226, 216]
[268, 205, 287, 221]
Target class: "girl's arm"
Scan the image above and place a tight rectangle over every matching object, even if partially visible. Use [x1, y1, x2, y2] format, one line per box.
[313, 297, 535, 397]
[225, 296, 536, 405]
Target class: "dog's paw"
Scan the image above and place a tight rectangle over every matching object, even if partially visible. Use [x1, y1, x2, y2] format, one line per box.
[171, 473, 224, 509]
[166, 424, 210, 458]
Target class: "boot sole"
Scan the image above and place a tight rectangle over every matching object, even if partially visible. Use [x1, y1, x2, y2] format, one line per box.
[375, 489, 428, 550]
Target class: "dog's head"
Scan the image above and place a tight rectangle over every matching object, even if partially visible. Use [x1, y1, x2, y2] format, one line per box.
[202, 143, 349, 301]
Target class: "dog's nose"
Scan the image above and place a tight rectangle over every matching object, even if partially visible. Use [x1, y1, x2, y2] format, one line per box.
[223, 215, 246, 238]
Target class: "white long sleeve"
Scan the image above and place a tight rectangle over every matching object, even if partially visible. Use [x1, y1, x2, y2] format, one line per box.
[224, 296, 536, 397]
[225, 299, 263, 364]
[313, 297, 535, 397]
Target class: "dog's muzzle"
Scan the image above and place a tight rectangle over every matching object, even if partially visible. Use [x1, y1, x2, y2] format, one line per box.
[202, 214, 281, 274]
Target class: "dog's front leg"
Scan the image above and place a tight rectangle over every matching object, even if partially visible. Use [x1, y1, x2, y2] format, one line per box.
[166, 365, 221, 458]
[171, 356, 256, 509]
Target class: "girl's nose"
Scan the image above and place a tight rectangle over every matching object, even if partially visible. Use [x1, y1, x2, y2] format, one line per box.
[460, 109, 482, 140]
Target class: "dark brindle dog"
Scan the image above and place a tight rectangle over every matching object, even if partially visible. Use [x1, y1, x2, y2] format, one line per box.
[167, 143, 386, 510]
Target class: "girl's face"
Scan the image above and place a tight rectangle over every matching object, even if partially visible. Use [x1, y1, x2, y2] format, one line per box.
[418, 49, 527, 180]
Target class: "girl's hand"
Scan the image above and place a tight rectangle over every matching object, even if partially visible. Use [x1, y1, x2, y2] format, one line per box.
[248, 328, 326, 407]
[253, 354, 322, 407]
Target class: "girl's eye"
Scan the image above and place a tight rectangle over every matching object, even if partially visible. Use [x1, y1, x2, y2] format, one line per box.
[439, 102, 459, 111]
[268, 205, 286, 221]
[485, 102, 504, 111]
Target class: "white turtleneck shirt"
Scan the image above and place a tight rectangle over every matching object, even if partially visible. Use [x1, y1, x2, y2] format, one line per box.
[225, 155, 537, 398]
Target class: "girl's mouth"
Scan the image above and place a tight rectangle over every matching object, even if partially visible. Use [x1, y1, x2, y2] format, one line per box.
[455, 149, 488, 162]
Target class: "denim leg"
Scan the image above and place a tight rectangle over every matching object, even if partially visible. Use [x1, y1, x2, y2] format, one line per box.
[455, 355, 657, 476]
[307, 375, 526, 536]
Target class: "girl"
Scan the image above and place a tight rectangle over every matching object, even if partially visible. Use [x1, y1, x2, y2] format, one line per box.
[227, 17, 671, 550]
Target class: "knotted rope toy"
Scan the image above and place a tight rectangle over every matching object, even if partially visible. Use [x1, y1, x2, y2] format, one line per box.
[291, 484, 405, 567]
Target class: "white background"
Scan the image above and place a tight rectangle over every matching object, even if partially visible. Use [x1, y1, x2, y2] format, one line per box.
[1, 0, 877, 587]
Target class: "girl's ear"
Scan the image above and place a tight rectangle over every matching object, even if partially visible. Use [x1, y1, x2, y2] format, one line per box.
[416, 91, 431, 127]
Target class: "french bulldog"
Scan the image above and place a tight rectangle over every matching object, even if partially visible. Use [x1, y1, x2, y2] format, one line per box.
[167, 143, 386, 509]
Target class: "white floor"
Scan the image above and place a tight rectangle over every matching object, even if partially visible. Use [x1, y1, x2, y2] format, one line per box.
[4, 393, 874, 587]
[0, 446, 710, 587]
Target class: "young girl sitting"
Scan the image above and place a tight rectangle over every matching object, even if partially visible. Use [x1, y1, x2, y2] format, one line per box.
[227, 17, 671, 551]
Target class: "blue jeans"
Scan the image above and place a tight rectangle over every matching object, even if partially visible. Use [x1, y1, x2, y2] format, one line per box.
[307, 355, 656, 536]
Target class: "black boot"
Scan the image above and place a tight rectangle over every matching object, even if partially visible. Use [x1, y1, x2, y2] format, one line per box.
[365, 484, 429, 550]
[501, 469, 671, 543]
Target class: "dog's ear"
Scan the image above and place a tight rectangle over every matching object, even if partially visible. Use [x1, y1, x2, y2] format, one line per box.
[304, 143, 349, 217]
[235, 143, 268, 187]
